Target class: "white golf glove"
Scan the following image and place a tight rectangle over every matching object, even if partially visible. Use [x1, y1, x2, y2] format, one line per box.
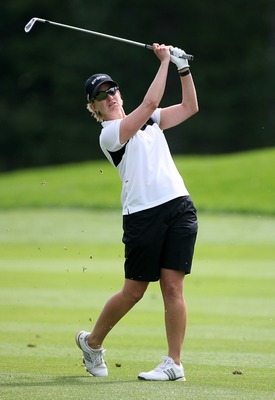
[170, 47, 190, 70]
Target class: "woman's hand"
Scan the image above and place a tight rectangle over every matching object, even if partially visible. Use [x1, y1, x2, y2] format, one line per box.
[152, 43, 171, 64]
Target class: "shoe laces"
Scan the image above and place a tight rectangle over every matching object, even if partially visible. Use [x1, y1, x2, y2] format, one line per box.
[90, 348, 106, 367]
[155, 356, 174, 372]
[83, 335, 106, 365]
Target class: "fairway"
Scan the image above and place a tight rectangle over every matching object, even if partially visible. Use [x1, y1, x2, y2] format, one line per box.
[0, 209, 274, 400]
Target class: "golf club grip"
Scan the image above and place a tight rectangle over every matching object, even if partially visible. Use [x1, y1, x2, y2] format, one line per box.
[145, 44, 194, 61]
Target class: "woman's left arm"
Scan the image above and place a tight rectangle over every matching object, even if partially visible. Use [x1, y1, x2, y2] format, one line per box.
[160, 69, 199, 131]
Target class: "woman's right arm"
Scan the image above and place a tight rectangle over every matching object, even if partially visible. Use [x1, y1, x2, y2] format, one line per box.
[119, 44, 170, 145]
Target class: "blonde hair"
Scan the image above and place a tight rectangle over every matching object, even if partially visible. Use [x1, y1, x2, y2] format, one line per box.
[87, 102, 104, 122]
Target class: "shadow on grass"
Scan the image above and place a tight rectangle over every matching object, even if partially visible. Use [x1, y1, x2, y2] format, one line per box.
[1, 375, 140, 388]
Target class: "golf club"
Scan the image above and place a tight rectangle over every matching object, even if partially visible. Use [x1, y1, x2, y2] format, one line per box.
[24, 17, 194, 61]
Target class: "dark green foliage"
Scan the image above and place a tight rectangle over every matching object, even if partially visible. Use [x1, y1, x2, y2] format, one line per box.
[1, 0, 274, 170]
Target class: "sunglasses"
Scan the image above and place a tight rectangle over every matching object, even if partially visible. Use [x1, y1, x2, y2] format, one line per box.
[92, 86, 119, 102]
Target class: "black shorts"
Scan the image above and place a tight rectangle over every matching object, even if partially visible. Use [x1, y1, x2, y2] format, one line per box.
[122, 196, 198, 282]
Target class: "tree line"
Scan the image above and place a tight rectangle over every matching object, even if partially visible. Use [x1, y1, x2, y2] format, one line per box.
[1, 0, 274, 171]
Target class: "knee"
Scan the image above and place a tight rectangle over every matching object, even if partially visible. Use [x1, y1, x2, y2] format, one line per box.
[161, 278, 184, 302]
[122, 285, 146, 304]
[162, 282, 181, 300]
[128, 289, 145, 303]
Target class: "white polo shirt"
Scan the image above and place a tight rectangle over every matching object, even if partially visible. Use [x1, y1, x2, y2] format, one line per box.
[99, 108, 189, 215]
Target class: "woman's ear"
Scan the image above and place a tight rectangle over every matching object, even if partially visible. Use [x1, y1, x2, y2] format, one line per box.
[88, 102, 96, 112]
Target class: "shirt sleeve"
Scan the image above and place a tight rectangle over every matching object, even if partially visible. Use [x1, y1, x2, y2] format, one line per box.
[151, 108, 161, 126]
[100, 119, 123, 152]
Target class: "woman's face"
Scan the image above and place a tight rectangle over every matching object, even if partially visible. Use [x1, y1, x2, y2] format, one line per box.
[91, 83, 124, 121]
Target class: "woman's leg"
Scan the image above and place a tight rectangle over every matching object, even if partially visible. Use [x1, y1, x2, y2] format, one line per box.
[88, 278, 149, 348]
[159, 268, 186, 365]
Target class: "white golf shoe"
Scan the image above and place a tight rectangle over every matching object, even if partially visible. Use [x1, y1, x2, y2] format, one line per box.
[75, 330, 108, 377]
[138, 356, 186, 381]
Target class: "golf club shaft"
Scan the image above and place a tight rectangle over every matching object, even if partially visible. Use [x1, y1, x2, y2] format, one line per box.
[24, 18, 194, 61]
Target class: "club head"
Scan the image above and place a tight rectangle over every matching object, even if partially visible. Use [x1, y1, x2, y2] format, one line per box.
[24, 18, 41, 33]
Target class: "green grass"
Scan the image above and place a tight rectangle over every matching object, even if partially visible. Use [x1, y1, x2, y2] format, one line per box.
[0, 209, 274, 399]
[0, 148, 274, 214]
[0, 149, 275, 399]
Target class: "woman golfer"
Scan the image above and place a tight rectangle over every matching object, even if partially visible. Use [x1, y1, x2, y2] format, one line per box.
[76, 43, 199, 381]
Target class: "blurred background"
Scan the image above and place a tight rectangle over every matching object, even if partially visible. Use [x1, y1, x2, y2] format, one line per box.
[1, 0, 274, 171]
